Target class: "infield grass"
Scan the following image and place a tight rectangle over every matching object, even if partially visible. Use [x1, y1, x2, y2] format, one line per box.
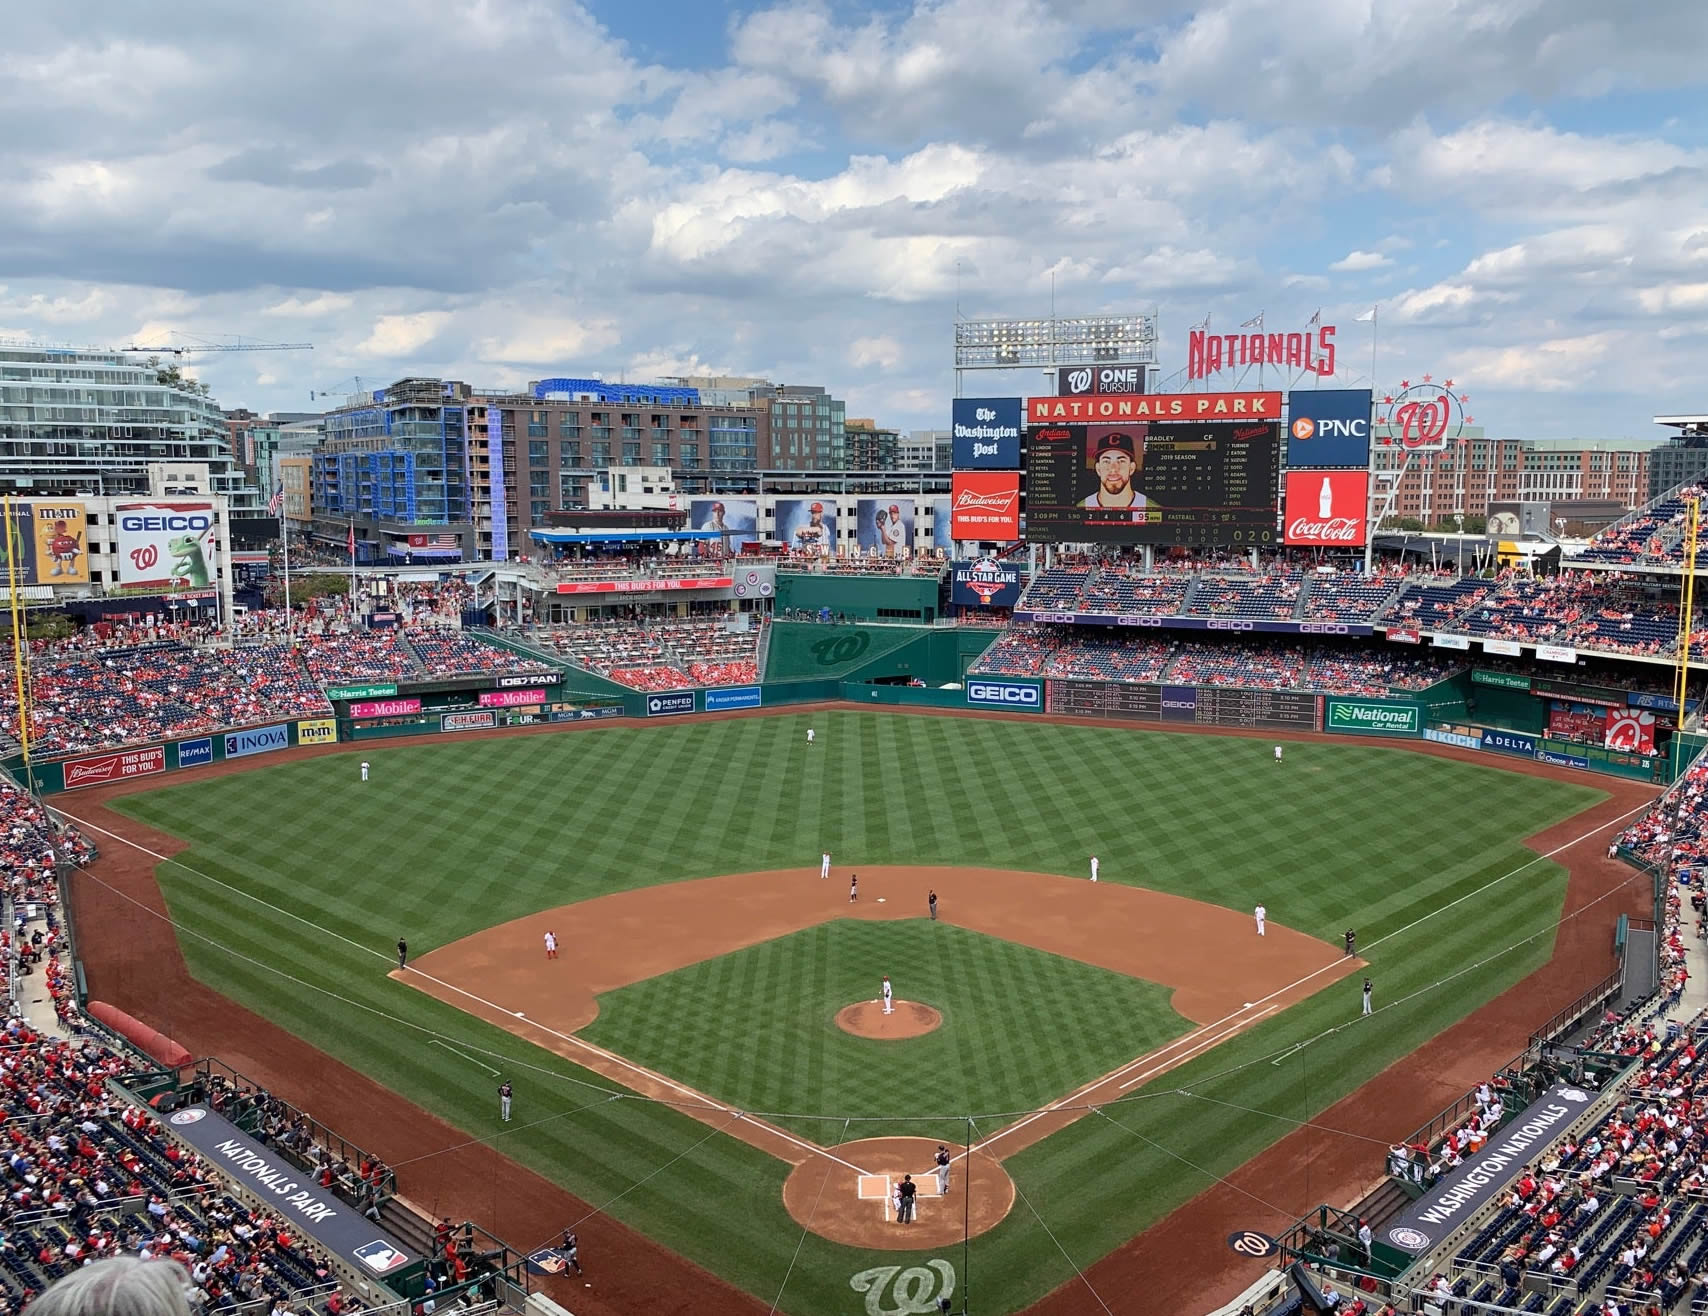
[105, 710, 1609, 1315]
[580, 919, 1193, 1143]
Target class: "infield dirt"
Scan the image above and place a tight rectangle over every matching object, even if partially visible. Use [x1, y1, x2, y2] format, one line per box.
[56, 704, 1658, 1314]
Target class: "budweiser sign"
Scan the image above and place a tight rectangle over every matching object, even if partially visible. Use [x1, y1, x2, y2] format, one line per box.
[1188, 324, 1337, 380]
[950, 472, 1020, 540]
[1283, 471, 1368, 546]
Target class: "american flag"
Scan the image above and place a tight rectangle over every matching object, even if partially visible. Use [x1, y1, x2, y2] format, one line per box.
[267, 482, 283, 516]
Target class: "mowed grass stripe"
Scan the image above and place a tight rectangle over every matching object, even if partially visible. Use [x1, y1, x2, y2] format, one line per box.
[111, 711, 1604, 1315]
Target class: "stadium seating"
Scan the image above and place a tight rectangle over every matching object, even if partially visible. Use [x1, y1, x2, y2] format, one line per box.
[528, 618, 762, 689]
[1182, 572, 1304, 622]
[1299, 573, 1405, 624]
[1018, 568, 1094, 611]
[1571, 487, 1705, 567]
[406, 632, 557, 680]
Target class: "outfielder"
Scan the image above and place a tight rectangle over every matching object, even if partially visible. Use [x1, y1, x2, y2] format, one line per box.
[1274, 745, 1283, 764]
[806, 728, 815, 744]
[882, 975, 893, 1015]
[1254, 904, 1266, 936]
[361, 760, 370, 782]
[821, 852, 831, 880]
[1089, 855, 1099, 883]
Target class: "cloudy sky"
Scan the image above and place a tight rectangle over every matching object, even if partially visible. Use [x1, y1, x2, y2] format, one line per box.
[3, 0, 1705, 438]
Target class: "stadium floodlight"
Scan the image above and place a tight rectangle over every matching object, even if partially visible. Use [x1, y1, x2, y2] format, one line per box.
[953, 313, 1158, 369]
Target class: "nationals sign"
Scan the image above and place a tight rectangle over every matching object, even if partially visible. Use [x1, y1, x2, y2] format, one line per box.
[1283, 470, 1369, 546]
[1189, 324, 1337, 381]
[1027, 392, 1280, 424]
[950, 472, 1020, 540]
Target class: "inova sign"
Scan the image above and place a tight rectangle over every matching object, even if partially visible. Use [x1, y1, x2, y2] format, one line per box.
[1326, 699, 1421, 736]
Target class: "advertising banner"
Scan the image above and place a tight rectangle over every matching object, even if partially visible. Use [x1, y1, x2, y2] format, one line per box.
[1388, 628, 1420, 643]
[1425, 728, 1482, 749]
[326, 683, 398, 701]
[1537, 746, 1592, 769]
[1325, 698, 1421, 736]
[950, 472, 1021, 541]
[350, 698, 422, 719]
[1483, 638, 1523, 657]
[442, 710, 497, 732]
[705, 686, 761, 711]
[1160, 685, 1198, 722]
[965, 680, 1042, 710]
[1432, 634, 1471, 650]
[690, 498, 758, 551]
[501, 711, 546, 727]
[3, 502, 90, 585]
[951, 558, 1023, 609]
[1027, 391, 1281, 424]
[176, 737, 213, 768]
[64, 745, 167, 790]
[555, 577, 733, 594]
[1547, 701, 1607, 743]
[1014, 610, 1374, 637]
[1283, 470, 1369, 546]
[296, 719, 338, 745]
[645, 691, 697, 717]
[478, 688, 547, 708]
[855, 497, 915, 556]
[1536, 645, 1579, 664]
[495, 674, 549, 690]
[1473, 669, 1531, 690]
[161, 1105, 418, 1278]
[224, 725, 289, 759]
[951, 398, 1023, 468]
[548, 704, 624, 722]
[1383, 1081, 1594, 1254]
[1629, 690, 1684, 713]
[114, 500, 219, 590]
[1056, 366, 1146, 396]
[774, 498, 836, 556]
[1481, 728, 1537, 756]
[1191, 323, 1337, 382]
[1605, 708, 1657, 756]
[1285, 389, 1373, 469]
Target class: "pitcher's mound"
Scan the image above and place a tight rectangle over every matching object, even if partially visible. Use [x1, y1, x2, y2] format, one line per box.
[836, 1000, 942, 1039]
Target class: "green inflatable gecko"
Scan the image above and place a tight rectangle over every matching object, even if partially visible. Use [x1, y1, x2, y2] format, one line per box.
[168, 534, 210, 588]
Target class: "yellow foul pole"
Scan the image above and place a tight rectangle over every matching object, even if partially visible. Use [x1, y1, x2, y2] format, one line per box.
[1674, 495, 1701, 781]
[4, 498, 30, 770]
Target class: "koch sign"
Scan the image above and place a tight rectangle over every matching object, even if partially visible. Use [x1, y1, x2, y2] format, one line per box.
[162, 1105, 417, 1279]
[1286, 389, 1373, 469]
[966, 681, 1041, 710]
[1384, 1081, 1594, 1254]
[951, 397, 1022, 468]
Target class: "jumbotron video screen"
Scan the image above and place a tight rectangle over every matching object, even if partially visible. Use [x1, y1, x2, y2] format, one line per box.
[1024, 419, 1281, 545]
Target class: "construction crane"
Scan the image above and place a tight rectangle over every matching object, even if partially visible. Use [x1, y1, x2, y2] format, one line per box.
[309, 375, 373, 404]
[121, 338, 314, 356]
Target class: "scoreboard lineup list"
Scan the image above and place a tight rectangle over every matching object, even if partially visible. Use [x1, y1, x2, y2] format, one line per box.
[1025, 420, 1281, 545]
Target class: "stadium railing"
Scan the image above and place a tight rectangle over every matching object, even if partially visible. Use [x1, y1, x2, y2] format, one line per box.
[1528, 966, 1627, 1051]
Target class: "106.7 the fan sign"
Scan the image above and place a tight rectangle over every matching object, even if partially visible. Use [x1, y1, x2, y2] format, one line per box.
[1282, 471, 1369, 546]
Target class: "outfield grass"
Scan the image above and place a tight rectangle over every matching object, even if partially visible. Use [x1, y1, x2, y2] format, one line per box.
[107, 711, 1606, 1315]
[581, 919, 1192, 1143]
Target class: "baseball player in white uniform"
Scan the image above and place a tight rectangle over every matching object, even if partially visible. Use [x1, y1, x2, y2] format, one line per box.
[1089, 855, 1099, 883]
[1254, 904, 1266, 936]
[1274, 745, 1283, 764]
[360, 760, 370, 782]
[806, 728, 815, 744]
[821, 852, 831, 880]
[544, 930, 558, 959]
[882, 975, 894, 1015]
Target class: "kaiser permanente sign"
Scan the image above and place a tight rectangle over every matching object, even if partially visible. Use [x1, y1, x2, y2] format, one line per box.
[1385, 1082, 1594, 1254]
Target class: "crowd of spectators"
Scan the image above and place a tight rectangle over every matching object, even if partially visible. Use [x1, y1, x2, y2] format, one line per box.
[527, 616, 762, 690]
[1619, 755, 1708, 872]
[973, 628, 1464, 695]
[1571, 487, 1706, 567]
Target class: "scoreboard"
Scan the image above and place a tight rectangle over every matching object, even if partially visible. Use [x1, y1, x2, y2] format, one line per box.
[1025, 421, 1280, 546]
[1047, 680, 1318, 731]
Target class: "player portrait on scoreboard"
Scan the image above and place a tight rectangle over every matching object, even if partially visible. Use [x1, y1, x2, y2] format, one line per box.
[1081, 427, 1153, 521]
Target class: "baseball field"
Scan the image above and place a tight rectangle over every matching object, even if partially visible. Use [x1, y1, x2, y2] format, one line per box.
[76, 708, 1628, 1314]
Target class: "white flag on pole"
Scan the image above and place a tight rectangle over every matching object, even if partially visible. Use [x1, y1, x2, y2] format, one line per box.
[1354, 306, 1377, 322]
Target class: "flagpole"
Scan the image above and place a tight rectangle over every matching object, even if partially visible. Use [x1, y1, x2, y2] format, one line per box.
[1370, 305, 1379, 389]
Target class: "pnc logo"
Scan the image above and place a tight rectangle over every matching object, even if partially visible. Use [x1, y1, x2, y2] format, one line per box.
[1291, 417, 1316, 440]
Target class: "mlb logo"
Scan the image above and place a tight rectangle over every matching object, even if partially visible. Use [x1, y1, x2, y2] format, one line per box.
[354, 1241, 410, 1274]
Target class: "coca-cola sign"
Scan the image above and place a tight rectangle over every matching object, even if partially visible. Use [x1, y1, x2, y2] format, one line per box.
[1283, 470, 1369, 546]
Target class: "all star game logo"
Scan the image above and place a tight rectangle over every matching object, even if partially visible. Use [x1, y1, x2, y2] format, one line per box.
[954, 556, 1021, 608]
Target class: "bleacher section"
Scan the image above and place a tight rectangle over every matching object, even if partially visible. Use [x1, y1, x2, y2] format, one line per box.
[528, 619, 761, 690]
[1571, 486, 1705, 567]
[1183, 572, 1304, 622]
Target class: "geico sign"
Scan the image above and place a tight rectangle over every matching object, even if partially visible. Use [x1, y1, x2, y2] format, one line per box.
[968, 683, 1039, 705]
[120, 514, 213, 532]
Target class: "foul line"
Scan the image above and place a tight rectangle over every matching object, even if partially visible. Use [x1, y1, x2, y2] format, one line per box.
[428, 1039, 499, 1075]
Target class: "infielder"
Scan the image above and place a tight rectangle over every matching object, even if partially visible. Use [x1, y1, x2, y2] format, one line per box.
[1090, 855, 1099, 883]
[934, 1145, 951, 1195]
[882, 975, 894, 1015]
[361, 760, 370, 782]
[1254, 904, 1266, 936]
[849, 873, 858, 903]
[396, 937, 407, 969]
[544, 930, 558, 960]
[1362, 978, 1373, 1017]
[498, 1080, 513, 1121]
[821, 852, 831, 880]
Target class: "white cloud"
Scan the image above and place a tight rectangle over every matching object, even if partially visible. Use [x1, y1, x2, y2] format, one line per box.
[849, 336, 903, 369]
[1330, 250, 1391, 272]
[356, 312, 452, 358]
